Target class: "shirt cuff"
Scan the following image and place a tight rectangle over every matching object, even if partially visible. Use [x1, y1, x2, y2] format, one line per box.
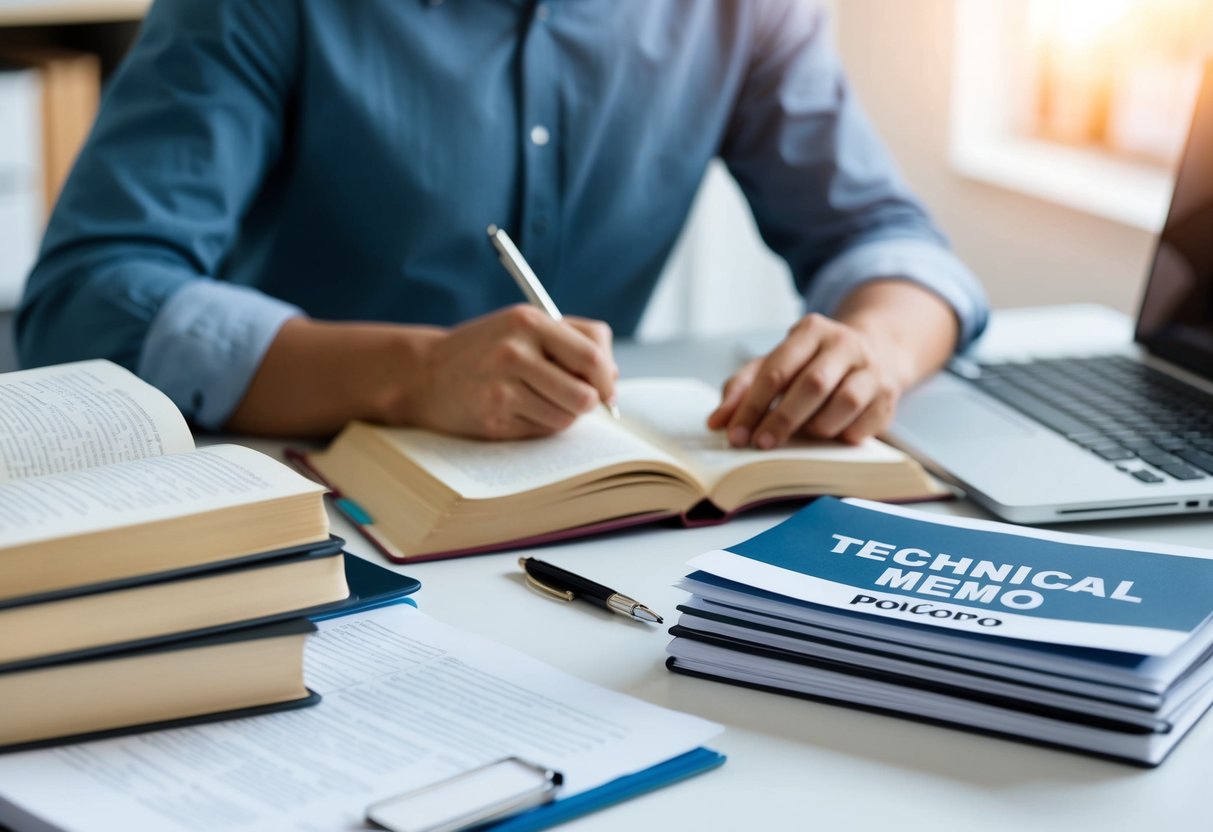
[802, 237, 990, 350]
[137, 281, 303, 430]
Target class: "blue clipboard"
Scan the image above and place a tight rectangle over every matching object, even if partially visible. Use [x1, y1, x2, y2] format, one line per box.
[484, 747, 726, 832]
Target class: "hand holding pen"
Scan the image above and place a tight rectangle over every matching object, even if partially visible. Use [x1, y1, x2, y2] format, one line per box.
[328, 225, 617, 442]
[409, 305, 618, 440]
[488, 225, 622, 421]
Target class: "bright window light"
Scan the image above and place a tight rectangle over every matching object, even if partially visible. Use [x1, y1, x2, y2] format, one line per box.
[951, 0, 1212, 229]
[1027, 0, 1212, 164]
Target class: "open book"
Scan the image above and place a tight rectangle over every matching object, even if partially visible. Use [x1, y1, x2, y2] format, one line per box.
[0, 360, 330, 601]
[304, 378, 943, 561]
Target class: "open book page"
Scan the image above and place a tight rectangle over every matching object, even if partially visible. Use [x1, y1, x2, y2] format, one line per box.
[617, 378, 912, 493]
[0, 444, 324, 548]
[375, 410, 685, 499]
[0, 360, 193, 482]
[0, 605, 722, 832]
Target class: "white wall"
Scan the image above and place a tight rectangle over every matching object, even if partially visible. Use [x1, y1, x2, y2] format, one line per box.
[835, 0, 1156, 315]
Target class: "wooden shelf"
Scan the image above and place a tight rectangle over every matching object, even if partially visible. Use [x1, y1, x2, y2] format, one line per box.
[0, 0, 149, 27]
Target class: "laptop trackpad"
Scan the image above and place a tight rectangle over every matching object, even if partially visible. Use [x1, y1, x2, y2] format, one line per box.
[897, 389, 1036, 441]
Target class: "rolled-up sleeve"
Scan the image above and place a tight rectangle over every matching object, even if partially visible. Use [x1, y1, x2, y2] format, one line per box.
[803, 238, 988, 348]
[140, 281, 300, 429]
[15, 0, 301, 428]
[722, 0, 989, 349]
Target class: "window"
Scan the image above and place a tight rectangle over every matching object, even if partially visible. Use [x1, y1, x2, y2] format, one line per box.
[952, 0, 1213, 230]
[1029, 0, 1211, 163]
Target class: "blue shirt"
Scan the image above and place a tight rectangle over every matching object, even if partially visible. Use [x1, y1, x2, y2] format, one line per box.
[17, 0, 988, 429]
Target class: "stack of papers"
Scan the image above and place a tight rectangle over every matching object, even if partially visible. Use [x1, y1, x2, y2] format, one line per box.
[0, 605, 724, 831]
[667, 497, 1213, 766]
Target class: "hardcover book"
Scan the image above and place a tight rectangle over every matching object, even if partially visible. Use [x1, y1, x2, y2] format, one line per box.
[0, 360, 331, 600]
[0, 618, 318, 752]
[304, 378, 943, 561]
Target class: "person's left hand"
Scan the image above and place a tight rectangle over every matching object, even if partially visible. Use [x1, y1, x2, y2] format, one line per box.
[706, 313, 910, 448]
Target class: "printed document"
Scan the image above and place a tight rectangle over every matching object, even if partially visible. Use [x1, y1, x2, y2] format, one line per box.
[0, 606, 722, 832]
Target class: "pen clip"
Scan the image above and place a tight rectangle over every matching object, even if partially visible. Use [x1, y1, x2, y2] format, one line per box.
[519, 557, 575, 602]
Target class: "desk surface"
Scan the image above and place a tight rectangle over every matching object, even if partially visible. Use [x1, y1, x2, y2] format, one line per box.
[239, 309, 1213, 832]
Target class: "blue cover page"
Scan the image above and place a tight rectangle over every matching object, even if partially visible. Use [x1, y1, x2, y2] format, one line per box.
[688, 498, 1213, 655]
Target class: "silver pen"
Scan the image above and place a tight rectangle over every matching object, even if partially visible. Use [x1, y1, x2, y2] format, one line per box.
[487, 224, 621, 420]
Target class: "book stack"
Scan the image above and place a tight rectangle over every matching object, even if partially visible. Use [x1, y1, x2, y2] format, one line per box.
[0, 360, 362, 751]
[667, 497, 1213, 766]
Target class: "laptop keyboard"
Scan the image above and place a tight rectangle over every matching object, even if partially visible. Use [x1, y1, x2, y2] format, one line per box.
[959, 356, 1213, 484]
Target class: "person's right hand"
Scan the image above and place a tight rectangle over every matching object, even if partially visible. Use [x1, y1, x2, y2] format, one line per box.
[399, 304, 618, 440]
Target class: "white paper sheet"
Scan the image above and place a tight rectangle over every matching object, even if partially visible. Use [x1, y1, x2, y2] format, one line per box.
[0, 606, 721, 832]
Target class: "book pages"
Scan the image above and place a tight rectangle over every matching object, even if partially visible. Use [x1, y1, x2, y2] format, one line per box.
[0, 444, 323, 548]
[0, 360, 193, 482]
[616, 378, 906, 491]
[374, 410, 683, 499]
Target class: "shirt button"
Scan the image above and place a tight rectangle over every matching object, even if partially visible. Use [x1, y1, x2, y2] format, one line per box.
[530, 124, 551, 147]
[535, 3, 550, 20]
[532, 217, 550, 235]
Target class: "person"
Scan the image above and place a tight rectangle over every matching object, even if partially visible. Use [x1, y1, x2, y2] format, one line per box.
[16, 0, 988, 448]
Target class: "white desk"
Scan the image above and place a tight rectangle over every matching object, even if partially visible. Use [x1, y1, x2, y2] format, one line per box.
[245, 312, 1213, 832]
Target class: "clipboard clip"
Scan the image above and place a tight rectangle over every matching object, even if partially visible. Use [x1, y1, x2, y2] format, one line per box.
[366, 756, 564, 832]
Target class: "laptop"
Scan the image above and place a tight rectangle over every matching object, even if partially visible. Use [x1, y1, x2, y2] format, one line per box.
[889, 62, 1213, 525]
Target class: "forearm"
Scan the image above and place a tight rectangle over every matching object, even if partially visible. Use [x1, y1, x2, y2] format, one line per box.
[226, 306, 618, 440]
[832, 279, 960, 392]
[226, 318, 443, 438]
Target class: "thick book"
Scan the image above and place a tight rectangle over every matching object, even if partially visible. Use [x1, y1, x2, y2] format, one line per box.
[668, 497, 1213, 766]
[0, 544, 349, 668]
[0, 546, 421, 670]
[0, 618, 318, 752]
[302, 377, 943, 561]
[0, 360, 331, 600]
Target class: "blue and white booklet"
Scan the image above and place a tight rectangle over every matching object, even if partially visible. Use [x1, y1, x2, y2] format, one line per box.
[686, 498, 1213, 656]
[669, 498, 1213, 765]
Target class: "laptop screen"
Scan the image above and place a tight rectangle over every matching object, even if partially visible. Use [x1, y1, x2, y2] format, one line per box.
[1136, 63, 1213, 380]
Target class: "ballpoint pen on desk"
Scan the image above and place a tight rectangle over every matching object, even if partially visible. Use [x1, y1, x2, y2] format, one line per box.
[486, 224, 622, 421]
[519, 557, 664, 624]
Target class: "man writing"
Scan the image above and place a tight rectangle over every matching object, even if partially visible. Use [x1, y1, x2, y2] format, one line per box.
[17, 0, 987, 446]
